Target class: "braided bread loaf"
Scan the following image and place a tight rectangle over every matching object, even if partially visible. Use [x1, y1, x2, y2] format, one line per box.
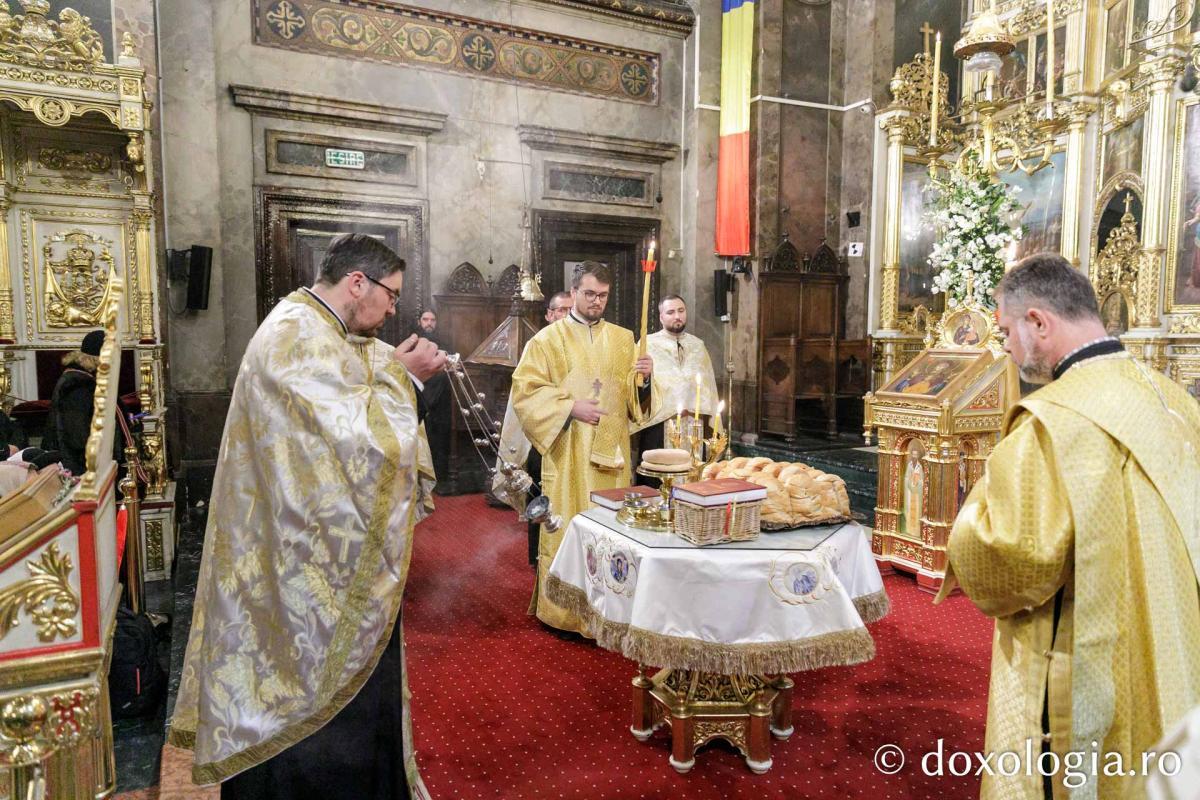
[698, 458, 851, 529]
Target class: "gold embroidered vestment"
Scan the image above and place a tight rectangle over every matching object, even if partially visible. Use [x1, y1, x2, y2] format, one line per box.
[511, 315, 657, 632]
[168, 291, 433, 790]
[942, 354, 1200, 800]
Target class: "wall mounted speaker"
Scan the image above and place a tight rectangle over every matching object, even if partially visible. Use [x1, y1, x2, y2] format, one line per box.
[714, 269, 731, 318]
[186, 245, 213, 311]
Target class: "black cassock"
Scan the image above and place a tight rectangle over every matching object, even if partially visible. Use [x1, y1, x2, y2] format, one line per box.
[220, 618, 410, 800]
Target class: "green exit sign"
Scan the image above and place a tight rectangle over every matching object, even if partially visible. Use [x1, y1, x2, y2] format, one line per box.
[325, 148, 365, 169]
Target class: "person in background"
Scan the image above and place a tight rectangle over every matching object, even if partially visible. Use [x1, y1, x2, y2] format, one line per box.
[43, 329, 106, 475]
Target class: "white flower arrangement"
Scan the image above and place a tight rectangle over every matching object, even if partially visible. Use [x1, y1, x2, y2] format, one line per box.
[925, 152, 1024, 310]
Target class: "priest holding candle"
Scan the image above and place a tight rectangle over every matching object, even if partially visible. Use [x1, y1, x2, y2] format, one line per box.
[632, 293, 721, 484]
[511, 260, 658, 634]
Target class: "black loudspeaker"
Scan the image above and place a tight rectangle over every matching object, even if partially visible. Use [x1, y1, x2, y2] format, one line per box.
[186, 245, 212, 310]
[714, 269, 731, 318]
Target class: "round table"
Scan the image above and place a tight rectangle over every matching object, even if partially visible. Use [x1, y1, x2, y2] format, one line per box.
[545, 508, 889, 773]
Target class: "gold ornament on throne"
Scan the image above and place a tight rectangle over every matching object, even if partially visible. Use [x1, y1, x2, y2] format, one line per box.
[0, 0, 105, 71]
[43, 229, 117, 328]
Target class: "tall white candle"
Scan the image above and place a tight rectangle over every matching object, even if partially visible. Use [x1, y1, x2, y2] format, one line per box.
[1045, 0, 1055, 117]
[929, 32, 941, 147]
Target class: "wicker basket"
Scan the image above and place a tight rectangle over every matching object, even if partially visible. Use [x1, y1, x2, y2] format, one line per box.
[673, 498, 761, 546]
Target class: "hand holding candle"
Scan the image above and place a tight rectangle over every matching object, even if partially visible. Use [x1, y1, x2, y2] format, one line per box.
[636, 239, 657, 388]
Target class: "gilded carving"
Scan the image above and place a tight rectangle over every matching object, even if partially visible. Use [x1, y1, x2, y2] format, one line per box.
[125, 132, 144, 169]
[1094, 200, 1142, 302]
[37, 147, 111, 174]
[42, 229, 117, 327]
[0, 0, 104, 71]
[0, 684, 100, 768]
[1007, 0, 1082, 37]
[253, 0, 660, 104]
[0, 64, 116, 91]
[144, 519, 164, 572]
[32, 96, 70, 126]
[141, 430, 166, 497]
[122, 106, 141, 130]
[0, 290, 13, 341]
[694, 720, 748, 754]
[1170, 315, 1200, 334]
[0, 542, 79, 643]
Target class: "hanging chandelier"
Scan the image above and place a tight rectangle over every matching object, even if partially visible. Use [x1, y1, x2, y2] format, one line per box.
[924, 0, 1067, 178]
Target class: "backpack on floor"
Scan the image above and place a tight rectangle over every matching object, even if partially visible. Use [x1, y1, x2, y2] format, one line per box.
[109, 606, 166, 719]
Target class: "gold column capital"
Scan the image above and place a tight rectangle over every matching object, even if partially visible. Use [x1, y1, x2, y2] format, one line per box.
[1066, 100, 1098, 126]
[1140, 53, 1190, 88]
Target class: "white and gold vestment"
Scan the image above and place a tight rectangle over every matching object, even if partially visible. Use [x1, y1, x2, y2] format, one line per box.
[634, 329, 719, 433]
[168, 290, 433, 791]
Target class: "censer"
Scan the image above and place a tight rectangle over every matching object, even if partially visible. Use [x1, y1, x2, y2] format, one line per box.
[442, 353, 562, 532]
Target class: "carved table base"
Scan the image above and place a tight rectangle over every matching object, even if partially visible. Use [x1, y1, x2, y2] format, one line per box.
[631, 667, 794, 774]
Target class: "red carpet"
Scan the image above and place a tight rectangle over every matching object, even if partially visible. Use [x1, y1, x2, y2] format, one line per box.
[405, 495, 994, 799]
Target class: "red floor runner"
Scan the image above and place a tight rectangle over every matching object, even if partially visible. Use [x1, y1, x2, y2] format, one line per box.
[405, 495, 993, 799]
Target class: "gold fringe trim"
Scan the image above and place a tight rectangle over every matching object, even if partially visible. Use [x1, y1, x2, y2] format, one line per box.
[853, 589, 891, 625]
[546, 574, 877, 674]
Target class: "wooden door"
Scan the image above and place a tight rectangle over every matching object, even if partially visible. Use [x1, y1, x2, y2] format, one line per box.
[532, 210, 659, 332]
[255, 188, 428, 346]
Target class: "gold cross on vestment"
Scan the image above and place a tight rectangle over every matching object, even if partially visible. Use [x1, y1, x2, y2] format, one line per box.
[330, 525, 366, 561]
[920, 22, 935, 56]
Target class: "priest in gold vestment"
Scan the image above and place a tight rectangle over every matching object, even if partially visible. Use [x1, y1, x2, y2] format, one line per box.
[511, 262, 657, 632]
[168, 235, 446, 799]
[939, 255, 1200, 800]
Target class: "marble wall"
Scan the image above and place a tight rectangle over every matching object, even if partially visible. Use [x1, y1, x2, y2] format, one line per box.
[145, 0, 913, 453]
[732, 0, 898, 420]
[156, 0, 693, 459]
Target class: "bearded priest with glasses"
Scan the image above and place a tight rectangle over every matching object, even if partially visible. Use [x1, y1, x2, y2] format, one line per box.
[169, 233, 446, 799]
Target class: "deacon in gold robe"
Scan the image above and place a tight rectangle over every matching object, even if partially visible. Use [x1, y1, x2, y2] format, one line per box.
[511, 262, 657, 632]
[632, 294, 720, 471]
[168, 234, 446, 799]
[492, 291, 572, 566]
[938, 254, 1200, 800]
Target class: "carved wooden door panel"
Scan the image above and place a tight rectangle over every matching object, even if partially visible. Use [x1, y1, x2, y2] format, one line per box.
[532, 210, 659, 332]
[255, 188, 428, 346]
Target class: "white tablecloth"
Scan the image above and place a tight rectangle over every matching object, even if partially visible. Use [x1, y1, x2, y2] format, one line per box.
[545, 509, 889, 674]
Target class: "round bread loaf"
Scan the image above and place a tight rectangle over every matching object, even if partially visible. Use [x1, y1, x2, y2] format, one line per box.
[758, 462, 789, 478]
[726, 456, 749, 469]
[745, 457, 773, 471]
[642, 448, 691, 466]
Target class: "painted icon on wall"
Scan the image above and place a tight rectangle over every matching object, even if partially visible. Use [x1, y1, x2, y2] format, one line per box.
[1001, 150, 1066, 262]
[899, 159, 942, 314]
[1169, 101, 1200, 310]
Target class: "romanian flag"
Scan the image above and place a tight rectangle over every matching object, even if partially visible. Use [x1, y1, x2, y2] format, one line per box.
[716, 0, 754, 256]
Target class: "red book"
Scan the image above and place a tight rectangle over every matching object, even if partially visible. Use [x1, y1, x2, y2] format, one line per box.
[672, 478, 767, 507]
[590, 485, 660, 511]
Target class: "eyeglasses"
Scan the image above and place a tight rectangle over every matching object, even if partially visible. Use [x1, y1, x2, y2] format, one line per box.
[581, 290, 609, 302]
[362, 273, 401, 308]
